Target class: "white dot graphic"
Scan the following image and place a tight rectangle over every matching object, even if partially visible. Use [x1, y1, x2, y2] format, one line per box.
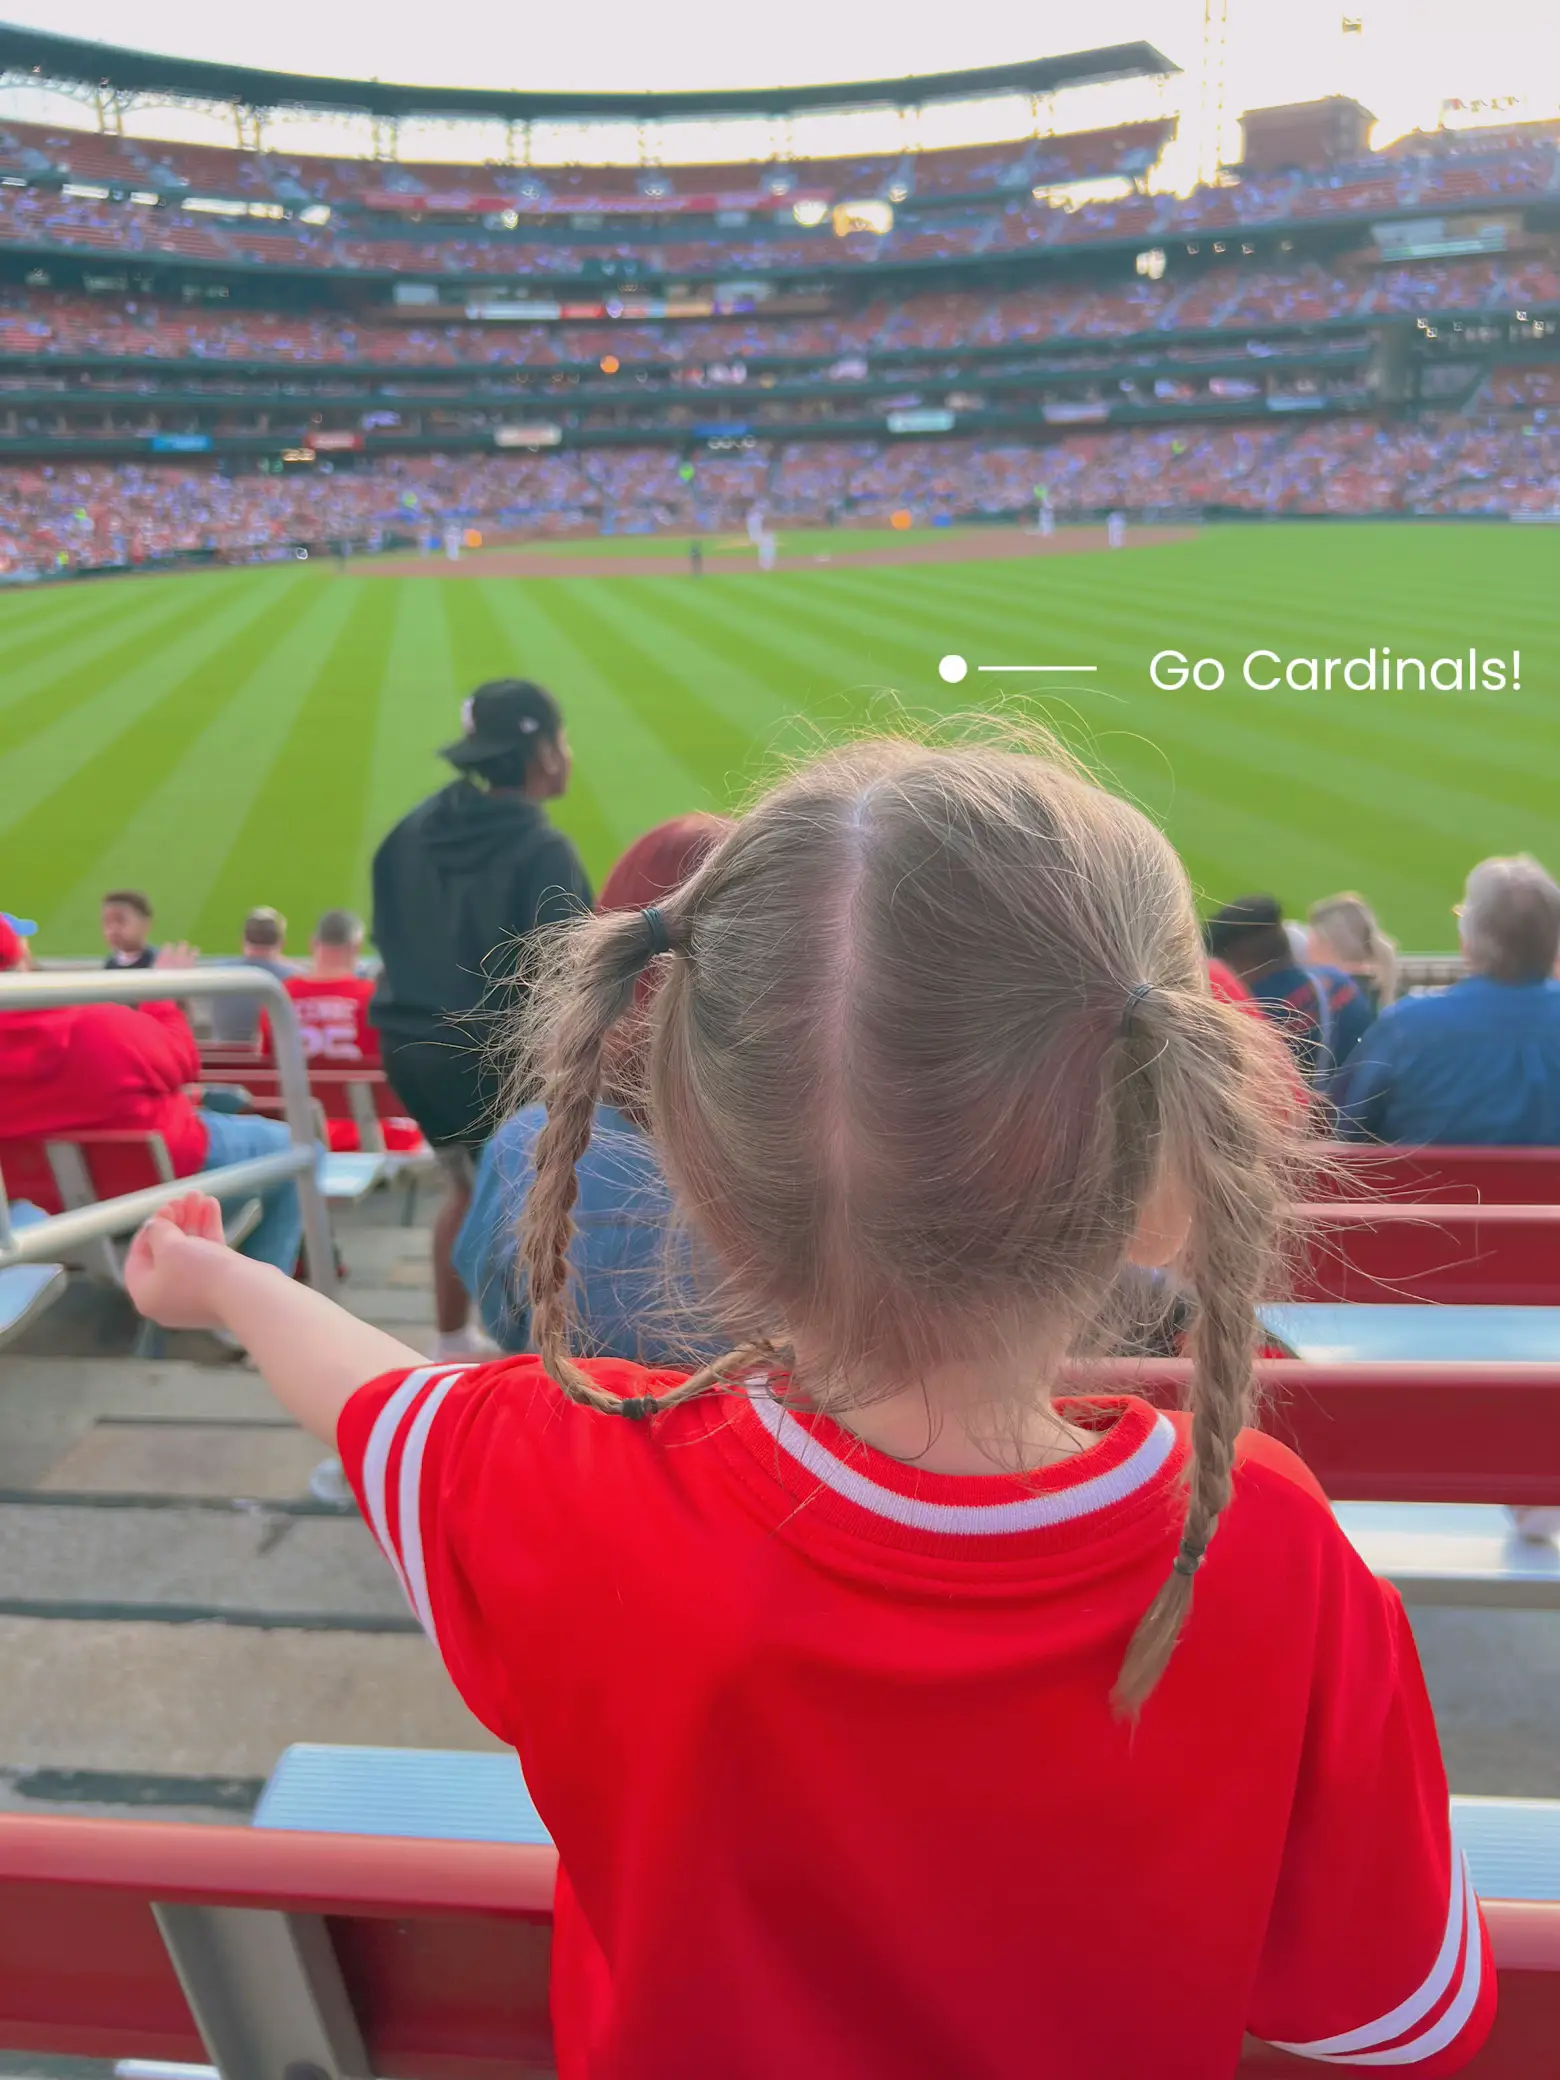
[938, 653, 968, 684]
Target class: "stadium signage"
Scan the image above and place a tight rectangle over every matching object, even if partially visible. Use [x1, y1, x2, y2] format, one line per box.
[886, 409, 956, 433]
[1151, 648, 1523, 693]
[494, 424, 563, 447]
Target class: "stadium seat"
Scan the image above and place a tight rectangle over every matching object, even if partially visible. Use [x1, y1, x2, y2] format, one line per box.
[0, 1261, 65, 1347]
[1259, 1303, 1560, 1364]
[1297, 1203, 1560, 1306]
[1328, 1147, 1560, 1207]
[1112, 1357, 1560, 1507]
[0, 1764, 1552, 2076]
[0, 1127, 382, 1228]
[1113, 1356, 1560, 1610]
[0, 1132, 263, 1293]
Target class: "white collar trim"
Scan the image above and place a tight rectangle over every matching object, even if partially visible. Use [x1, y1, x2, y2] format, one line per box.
[745, 1390, 1178, 1535]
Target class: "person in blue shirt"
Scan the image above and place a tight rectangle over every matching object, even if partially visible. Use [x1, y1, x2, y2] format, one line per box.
[1337, 854, 1560, 1146]
[1205, 894, 1374, 1090]
[455, 812, 731, 1360]
[456, 1098, 689, 1360]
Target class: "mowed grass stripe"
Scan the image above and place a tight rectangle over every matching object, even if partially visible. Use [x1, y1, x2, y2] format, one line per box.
[195, 580, 400, 938]
[590, 582, 834, 771]
[360, 582, 460, 870]
[438, 581, 620, 875]
[0, 575, 241, 739]
[42, 577, 367, 947]
[0, 574, 290, 849]
[646, 575, 927, 726]
[528, 579, 763, 800]
[4, 574, 319, 922]
[0, 578, 181, 679]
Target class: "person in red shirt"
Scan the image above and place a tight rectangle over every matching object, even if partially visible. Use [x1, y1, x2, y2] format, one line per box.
[0, 911, 310, 1273]
[257, 909, 421, 1154]
[124, 739, 1494, 2078]
[279, 908, 378, 1064]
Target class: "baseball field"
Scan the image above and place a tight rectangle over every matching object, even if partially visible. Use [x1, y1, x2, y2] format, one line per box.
[1, 520, 1553, 954]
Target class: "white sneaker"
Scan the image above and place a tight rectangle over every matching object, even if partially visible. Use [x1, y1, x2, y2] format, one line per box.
[1508, 1507, 1560, 1546]
[308, 1458, 356, 1508]
[431, 1325, 499, 1362]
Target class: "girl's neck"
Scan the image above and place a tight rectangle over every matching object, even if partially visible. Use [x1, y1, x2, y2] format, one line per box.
[786, 1351, 1100, 1477]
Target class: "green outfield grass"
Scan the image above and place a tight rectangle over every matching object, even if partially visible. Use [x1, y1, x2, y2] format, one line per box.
[1, 523, 1553, 955]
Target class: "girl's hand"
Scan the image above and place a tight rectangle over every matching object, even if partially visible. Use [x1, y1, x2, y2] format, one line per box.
[124, 1193, 233, 1330]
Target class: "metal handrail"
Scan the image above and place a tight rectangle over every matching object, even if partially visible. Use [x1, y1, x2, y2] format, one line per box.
[0, 966, 333, 1292]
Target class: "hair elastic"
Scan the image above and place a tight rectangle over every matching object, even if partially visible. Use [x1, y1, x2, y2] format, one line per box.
[618, 1395, 659, 1421]
[1171, 1543, 1205, 1579]
[1120, 981, 1155, 1038]
[641, 906, 671, 957]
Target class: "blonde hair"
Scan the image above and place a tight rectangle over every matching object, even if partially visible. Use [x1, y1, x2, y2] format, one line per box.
[519, 735, 1308, 1709]
[1307, 892, 1398, 1006]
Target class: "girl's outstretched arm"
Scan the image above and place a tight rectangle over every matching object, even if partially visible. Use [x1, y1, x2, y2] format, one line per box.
[125, 1193, 427, 1444]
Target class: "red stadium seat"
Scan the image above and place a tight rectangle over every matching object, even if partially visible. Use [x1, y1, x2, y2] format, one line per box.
[0, 1810, 1552, 2076]
[1107, 1358, 1560, 1507]
[1329, 1147, 1560, 1207]
[199, 1057, 428, 1158]
[0, 1129, 174, 1216]
[1297, 1203, 1560, 1306]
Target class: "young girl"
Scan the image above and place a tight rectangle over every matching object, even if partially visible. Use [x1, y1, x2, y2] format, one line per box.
[1308, 891, 1400, 1012]
[128, 738, 1492, 2078]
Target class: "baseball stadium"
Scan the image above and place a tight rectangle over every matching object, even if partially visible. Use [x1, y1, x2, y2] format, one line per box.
[1, 5, 1559, 2072]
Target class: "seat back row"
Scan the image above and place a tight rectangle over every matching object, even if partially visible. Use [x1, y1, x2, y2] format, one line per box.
[1, 1788, 1555, 2078]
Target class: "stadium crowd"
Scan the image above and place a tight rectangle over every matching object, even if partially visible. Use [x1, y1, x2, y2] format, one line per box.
[4, 256, 1558, 371]
[0, 119, 1555, 278]
[5, 406, 1558, 569]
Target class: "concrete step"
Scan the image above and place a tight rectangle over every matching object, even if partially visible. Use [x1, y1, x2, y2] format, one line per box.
[0, 1614, 501, 1777]
[0, 1355, 288, 1489]
[0, 1499, 409, 1627]
[32, 1416, 325, 1500]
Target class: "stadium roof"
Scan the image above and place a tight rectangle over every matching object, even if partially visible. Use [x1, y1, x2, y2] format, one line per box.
[0, 23, 1179, 121]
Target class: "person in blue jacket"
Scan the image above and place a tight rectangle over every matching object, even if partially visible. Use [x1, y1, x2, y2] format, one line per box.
[456, 814, 730, 1360]
[1337, 855, 1560, 1146]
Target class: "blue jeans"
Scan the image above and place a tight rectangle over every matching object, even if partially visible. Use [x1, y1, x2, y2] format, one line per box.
[199, 1109, 316, 1274]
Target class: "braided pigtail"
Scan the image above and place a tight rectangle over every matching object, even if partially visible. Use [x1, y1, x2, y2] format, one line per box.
[1113, 986, 1305, 1714]
[519, 899, 709, 1419]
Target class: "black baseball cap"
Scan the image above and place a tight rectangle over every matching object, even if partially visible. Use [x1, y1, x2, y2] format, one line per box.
[441, 680, 563, 769]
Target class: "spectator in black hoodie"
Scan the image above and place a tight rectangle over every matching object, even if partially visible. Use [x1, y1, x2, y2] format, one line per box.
[370, 679, 592, 1358]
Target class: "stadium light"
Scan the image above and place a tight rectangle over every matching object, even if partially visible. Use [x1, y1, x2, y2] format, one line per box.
[791, 198, 828, 228]
[833, 199, 893, 237]
[1136, 248, 1166, 279]
[298, 204, 332, 225]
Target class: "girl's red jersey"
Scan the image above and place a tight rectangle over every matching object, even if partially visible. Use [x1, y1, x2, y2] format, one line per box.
[338, 1359, 1494, 2080]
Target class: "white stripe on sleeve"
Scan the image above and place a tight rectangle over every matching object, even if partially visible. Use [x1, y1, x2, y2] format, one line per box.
[1270, 1852, 1481, 2065]
[358, 1365, 468, 1619]
[395, 1368, 465, 1650]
